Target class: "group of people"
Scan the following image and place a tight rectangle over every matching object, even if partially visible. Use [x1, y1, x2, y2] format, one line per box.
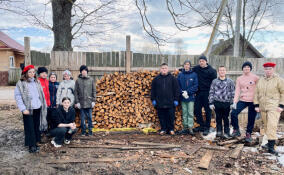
[151, 56, 284, 155]
[15, 65, 95, 153]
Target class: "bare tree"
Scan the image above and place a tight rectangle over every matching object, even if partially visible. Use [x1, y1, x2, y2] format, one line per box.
[0, 0, 127, 51]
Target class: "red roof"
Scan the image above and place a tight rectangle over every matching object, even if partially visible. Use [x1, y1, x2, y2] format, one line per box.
[0, 31, 24, 52]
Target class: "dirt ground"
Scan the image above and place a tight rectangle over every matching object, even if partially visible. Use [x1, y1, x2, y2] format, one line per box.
[0, 107, 284, 175]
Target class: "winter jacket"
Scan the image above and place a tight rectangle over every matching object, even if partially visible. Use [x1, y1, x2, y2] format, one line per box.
[177, 69, 198, 102]
[38, 77, 50, 107]
[56, 80, 75, 106]
[74, 74, 96, 108]
[49, 81, 59, 108]
[234, 73, 259, 103]
[209, 77, 235, 104]
[50, 105, 75, 130]
[192, 64, 217, 92]
[151, 73, 180, 108]
[254, 74, 284, 111]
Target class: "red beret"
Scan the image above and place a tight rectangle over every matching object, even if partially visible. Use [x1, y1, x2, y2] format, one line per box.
[22, 65, 35, 74]
[263, 62, 276, 68]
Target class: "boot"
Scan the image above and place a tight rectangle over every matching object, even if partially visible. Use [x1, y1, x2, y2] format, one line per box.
[268, 140, 278, 156]
[223, 132, 231, 139]
[216, 130, 223, 138]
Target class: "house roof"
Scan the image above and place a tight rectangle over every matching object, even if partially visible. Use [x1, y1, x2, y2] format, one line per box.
[210, 35, 264, 58]
[0, 31, 24, 53]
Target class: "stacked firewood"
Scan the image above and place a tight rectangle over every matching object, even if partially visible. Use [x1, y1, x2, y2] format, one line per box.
[75, 71, 214, 131]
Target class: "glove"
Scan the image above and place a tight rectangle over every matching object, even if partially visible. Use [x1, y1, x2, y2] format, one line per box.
[152, 100, 157, 106]
[174, 101, 179, 107]
[255, 112, 261, 120]
[182, 91, 189, 99]
[76, 103, 81, 109]
[232, 103, 237, 110]
[209, 104, 215, 110]
[91, 102, 95, 108]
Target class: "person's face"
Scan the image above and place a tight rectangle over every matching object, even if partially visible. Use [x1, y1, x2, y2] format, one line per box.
[63, 74, 70, 80]
[62, 99, 71, 109]
[49, 75, 56, 82]
[27, 69, 35, 78]
[184, 63, 191, 71]
[264, 67, 274, 77]
[199, 59, 207, 68]
[242, 66, 251, 74]
[160, 65, 168, 75]
[39, 72, 47, 79]
[82, 70, 88, 77]
[218, 67, 226, 77]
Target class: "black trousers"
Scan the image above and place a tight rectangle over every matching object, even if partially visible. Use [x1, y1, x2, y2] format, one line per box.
[194, 91, 212, 130]
[214, 101, 230, 134]
[23, 108, 41, 147]
[50, 127, 76, 145]
[157, 107, 175, 132]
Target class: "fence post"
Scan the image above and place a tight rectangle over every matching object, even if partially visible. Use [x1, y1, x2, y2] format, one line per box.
[24, 37, 31, 66]
[126, 35, 131, 73]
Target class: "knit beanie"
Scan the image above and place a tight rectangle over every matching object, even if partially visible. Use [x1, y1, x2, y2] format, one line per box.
[184, 60, 192, 66]
[79, 65, 88, 73]
[242, 61, 252, 70]
[37, 67, 48, 75]
[62, 70, 72, 76]
[199, 55, 207, 62]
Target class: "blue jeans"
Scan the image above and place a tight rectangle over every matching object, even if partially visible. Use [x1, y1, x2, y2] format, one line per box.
[231, 101, 256, 134]
[80, 108, 93, 134]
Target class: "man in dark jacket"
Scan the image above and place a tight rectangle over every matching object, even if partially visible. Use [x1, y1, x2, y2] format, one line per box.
[193, 55, 217, 135]
[151, 63, 180, 135]
[177, 60, 198, 135]
[74, 65, 96, 136]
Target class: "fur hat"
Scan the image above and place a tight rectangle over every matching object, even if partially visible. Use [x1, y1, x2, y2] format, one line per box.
[37, 67, 48, 75]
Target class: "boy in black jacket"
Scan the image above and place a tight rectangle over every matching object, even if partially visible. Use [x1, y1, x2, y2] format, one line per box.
[151, 63, 180, 135]
[193, 55, 217, 136]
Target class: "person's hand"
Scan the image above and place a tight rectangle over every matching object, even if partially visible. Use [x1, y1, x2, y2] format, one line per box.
[209, 105, 215, 110]
[75, 103, 81, 109]
[22, 110, 29, 115]
[277, 107, 283, 113]
[152, 100, 157, 106]
[174, 101, 179, 107]
[91, 102, 95, 108]
[182, 91, 189, 99]
[70, 123, 76, 130]
[232, 103, 237, 110]
[255, 107, 260, 112]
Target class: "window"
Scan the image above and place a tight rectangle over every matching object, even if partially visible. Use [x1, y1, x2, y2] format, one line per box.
[9, 56, 15, 67]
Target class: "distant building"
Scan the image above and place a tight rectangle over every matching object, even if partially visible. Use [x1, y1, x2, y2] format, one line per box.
[0, 31, 24, 85]
[210, 35, 264, 58]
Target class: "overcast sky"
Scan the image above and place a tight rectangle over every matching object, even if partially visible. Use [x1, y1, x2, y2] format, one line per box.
[0, 0, 283, 58]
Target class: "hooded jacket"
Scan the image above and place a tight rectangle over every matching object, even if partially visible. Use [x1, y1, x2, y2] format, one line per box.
[177, 69, 198, 102]
[50, 105, 75, 130]
[56, 80, 75, 106]
[151, 73, 180, 108]
[38, 77, 51, 107]
[193, 64, 217, 92]
[74, 74, 96, 108]
[49, 81, 59, 108]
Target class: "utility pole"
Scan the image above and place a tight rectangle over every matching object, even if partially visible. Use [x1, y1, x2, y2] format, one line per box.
[204, 0, 228, 60]
[233, 0, 242, 57]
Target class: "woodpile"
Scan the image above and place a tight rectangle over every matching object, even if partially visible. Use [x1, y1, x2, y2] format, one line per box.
[75, 71, 215, 131]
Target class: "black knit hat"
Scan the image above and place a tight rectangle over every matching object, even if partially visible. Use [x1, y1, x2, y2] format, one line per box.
[242, 61, 252, 70]
[79, 65, 88, 73]
[199, 55, 207, 62]
[37, 67, 48, 74]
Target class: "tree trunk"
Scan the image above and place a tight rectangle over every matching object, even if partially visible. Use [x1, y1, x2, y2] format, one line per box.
[52, 0, 75, 51]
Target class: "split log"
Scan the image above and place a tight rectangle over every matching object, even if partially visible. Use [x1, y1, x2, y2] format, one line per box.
[198, 150, 213, 170]
[131, 141, 180, 147]
[217, 138, 245, 146]
[230, 144, 244, 159]
[201, 145, 229, 151]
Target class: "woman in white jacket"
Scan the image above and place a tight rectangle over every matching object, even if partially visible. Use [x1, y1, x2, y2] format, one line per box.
[56, 70, 75, 106]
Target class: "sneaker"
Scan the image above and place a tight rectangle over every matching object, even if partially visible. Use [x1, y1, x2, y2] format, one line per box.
[231, 129, 241, 137]
[261, 143, 269, 150]
[160, 131, 166, 135]
[64, 139, 70, 145]
[51, 140, 62, 148]
[216, 131, 223, 138]
[169, 130, 175, 135]
[188, 128, 194, 135]
[245, 133, 252, 143]
[88, 131, 93, 136]
[81, 133, 86, 137]
[35, 145, 40, 152]
[177, 129, 189, 135]
[223, 133, 231, 139]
